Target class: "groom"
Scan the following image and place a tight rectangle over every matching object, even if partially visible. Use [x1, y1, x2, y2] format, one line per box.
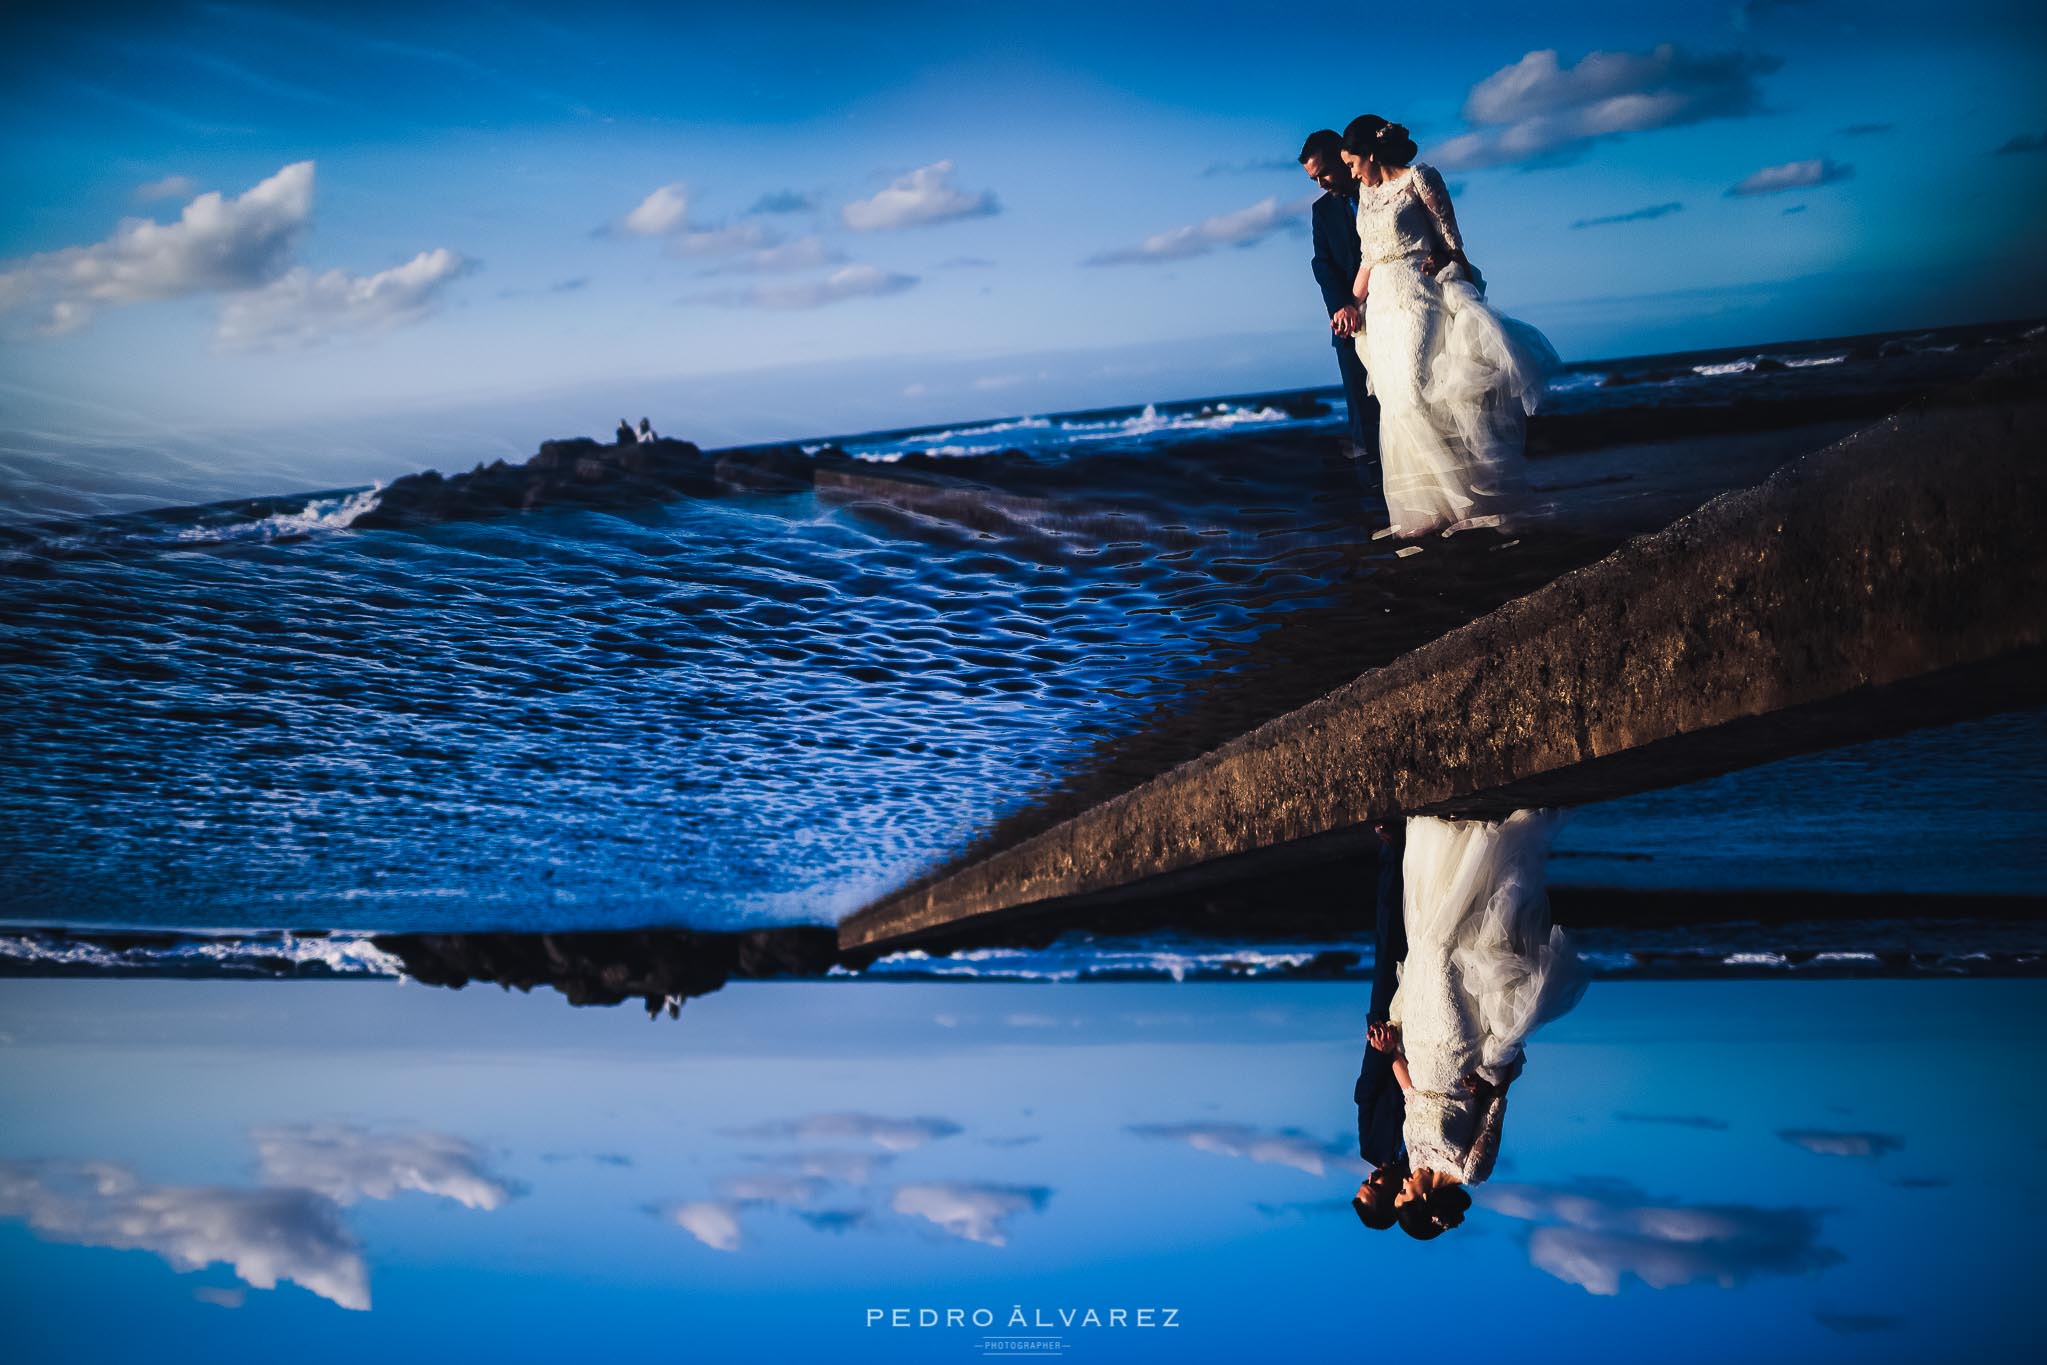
[1352, 819, 1407, 1228]
[1299, 129, 1378, 463]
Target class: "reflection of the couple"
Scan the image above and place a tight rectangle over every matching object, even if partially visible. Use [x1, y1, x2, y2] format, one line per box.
[1351, 812, 1588, 1240]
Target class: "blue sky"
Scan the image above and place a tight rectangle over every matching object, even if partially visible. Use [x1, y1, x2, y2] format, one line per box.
[2, 0, 2044, 450]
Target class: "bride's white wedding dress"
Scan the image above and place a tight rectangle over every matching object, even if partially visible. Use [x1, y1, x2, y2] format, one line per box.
[1352, 164, 1558, 537]
[1387, 810, 1587, 1181]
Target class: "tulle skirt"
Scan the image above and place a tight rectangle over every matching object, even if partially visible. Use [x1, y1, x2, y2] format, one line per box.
[1355, 260, 1558, 537]
[1400, 810, 1588, 1072]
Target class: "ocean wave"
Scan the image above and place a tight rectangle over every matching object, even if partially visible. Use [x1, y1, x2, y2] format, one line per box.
[171, 486, 383, 544]
[846, 942, 1339, 983]
[0, 931, 404, 977]
[1055, 402, 1294, 441]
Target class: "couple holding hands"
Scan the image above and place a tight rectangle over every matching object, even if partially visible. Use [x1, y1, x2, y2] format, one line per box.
[1351, 814, 1588, 1240]
[1301, 116, 1559, 540]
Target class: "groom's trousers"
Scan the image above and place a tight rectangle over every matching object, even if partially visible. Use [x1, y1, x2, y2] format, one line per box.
[1334, 339, 1380, 462]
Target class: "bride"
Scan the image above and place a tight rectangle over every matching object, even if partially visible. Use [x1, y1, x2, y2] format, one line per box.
[1385, 810, 1588, 1239]
[1341, 115, 1558, 538]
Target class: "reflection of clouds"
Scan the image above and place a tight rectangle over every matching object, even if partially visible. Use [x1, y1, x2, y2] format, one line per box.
[1482, 1181, 1841, 1296]
[1778, 1129, 1903, 1159]
[1614, 1112, 1730, 1131]
[729, 1113, 962, 1152]
[668, 1200, 744, 1252]
[763, 1150, 895, 1183]
[667, 1164, 874, 1249]
[798, 1208, 871, 1233]
[253, 1123, 514, 1209]
[717, 1173, 828, 1208]
[1815, 1311, 1904, 1334]
[890, 1182, 1050, 1247]
[1126, 1122, 1349, 1177]
[0, 1160, 371, 1310]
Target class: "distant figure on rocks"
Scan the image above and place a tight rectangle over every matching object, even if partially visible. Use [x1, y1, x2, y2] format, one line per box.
[615, 418, 636, 445]
[637, 418, 657, 443]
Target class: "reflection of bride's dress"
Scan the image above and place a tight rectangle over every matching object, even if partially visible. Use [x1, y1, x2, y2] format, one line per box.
[1388, 811, 1587, 1180]
[1352, 164, 1558, 536]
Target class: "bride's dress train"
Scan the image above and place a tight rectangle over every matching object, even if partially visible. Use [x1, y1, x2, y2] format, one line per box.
[1389, 810, 1588, 1179]
[1353, 164, 1558, 536]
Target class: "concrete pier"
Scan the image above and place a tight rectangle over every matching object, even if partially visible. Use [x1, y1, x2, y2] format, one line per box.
[839, 387, 2047, 954]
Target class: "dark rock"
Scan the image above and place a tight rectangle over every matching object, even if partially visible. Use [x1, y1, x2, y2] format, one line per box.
[371, 925, 843, 1013]
[353, 434, 718, 529]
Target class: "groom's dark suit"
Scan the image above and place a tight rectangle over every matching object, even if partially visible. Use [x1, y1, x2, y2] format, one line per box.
[1353, 835, 1406, 1167]
[1310, 189, 1379, 459]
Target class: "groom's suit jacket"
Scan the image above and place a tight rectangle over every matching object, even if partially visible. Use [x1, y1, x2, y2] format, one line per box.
[1310, 190, 1363, 348]
[1354, 838, 1406, 1167]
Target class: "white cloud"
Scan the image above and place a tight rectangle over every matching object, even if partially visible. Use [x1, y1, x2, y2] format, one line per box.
[0, 1160, 370, 1310]
[890, 1182, 1049, 1246]
[251, 1123, 514, 1209]
[669, 1199, 744, 1251]
[623, 183, 690, 236]
[1086, 196, 1311, 266]
[694, 263, 917, 311]
[618, 183, 779, 259]
[699, 235, 845, 275]
[134, 174, 198, 203]
[1432, 45, 1779, 169]
[841, 161, 999, 231]
[1126, 1121, 1345, 1177]
[215, 248, 471, 350]
[669, 222, 774, 257]
[0, 161, 465, 346]
[0, 161, 315, 335]
[729, 1112, 962, 1152]
[1726, 158, 1854, 196]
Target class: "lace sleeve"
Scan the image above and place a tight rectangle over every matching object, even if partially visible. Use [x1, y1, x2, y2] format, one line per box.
[1460, 1092, 1507, 1184]
[1411, 164, 1465, 256]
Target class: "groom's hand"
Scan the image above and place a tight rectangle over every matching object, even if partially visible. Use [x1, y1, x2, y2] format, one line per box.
[1369, 1021, 1399, 1053]
[1460, 1071, 1501, 1099]
[1331, 305, 1361, 338]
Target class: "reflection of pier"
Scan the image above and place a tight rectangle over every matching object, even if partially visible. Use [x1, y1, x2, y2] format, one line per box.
[840, 382, 2047, 955]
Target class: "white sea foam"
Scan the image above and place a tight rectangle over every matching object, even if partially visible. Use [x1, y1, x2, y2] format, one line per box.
[173, 485, 383, 545]
[1056, 402, 1293, 441]
[855, 942, 1333, 983]
[0, 932, 404, 977]
[1785, 354, 1848, 368]
[1692, 360, 1756, 376]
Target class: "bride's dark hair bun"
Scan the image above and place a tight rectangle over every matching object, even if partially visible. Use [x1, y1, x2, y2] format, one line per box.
[1374, 122, 1418, 168]
[1340, 115, 1417, 167]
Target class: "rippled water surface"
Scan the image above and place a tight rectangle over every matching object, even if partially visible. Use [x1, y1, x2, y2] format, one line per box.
[3, 327, 2039, 933]
[0, 977, 2037, 1362]
[3, 434, 1402, 928]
